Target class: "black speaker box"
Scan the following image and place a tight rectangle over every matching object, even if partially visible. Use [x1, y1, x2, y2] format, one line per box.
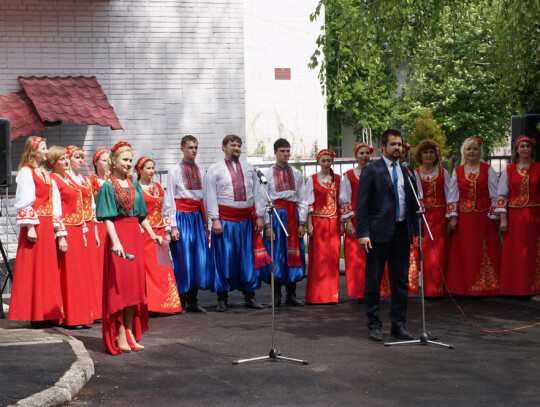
[0, 118, 11, 188]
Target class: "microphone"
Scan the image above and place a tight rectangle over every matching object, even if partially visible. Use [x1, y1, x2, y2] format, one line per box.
[401, 162, 415, 178]
[254, 166, 268, 184]
[110, 248, 135, 261]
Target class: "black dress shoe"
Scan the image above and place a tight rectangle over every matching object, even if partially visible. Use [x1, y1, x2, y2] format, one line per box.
[272, 295, 282, 308]
[187, 303, 207, 313]
[245, 297, 264, 309]
[285, 294, 304, 306]
[216, 299, 227, 312]
[391, 325, 413, 339]
[368, 328, 384, 341]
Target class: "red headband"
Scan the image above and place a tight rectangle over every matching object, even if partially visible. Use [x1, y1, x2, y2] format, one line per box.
[93, 149, 108, 166]
[403, 143, 411, 151]
[465, 137, 483, 146]
[136, 157, 152, 173]
[353, 143, 374, 155]
[66, 146, 84, 159]
[111, 141, 131, 153]
[515, 136, 537, 148]
[316, 149, 336, 162]
[32, 136, 43, 150]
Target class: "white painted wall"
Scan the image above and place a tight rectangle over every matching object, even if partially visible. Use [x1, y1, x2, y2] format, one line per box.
[243, 0, 327, 160]
[0, 0, 246, 171]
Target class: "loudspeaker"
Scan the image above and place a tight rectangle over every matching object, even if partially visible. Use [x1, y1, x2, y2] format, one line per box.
[0, 118, 11, 188]
[511, 114, 540, 158]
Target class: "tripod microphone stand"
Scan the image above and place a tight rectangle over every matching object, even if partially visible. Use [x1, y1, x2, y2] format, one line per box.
[233, 176, 308, 365]
[385, 166, 453, 349]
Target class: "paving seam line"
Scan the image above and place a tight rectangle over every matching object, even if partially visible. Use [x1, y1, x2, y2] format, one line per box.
[8, 336, 95, 407]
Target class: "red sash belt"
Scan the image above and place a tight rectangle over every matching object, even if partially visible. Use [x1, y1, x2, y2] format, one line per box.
[274, 199, 302, 268]
[218, 205, 271, 269]
[177, 198, 208, 237]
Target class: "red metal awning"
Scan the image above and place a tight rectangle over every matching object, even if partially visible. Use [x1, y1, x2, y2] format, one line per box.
[0, 91, 60, 140]
[19, 75, 123, 131]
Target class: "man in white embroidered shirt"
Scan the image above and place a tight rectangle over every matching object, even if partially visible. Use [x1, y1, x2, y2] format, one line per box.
[204, 134, 270, 312]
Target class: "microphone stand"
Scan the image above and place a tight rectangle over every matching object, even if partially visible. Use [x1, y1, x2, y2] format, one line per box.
[233, 173, 308, 365]
[385, 167, 453, 349]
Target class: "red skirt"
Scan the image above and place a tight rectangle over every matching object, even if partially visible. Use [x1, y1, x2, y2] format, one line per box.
[86, 223, 102, 320]
[102, 217, 149, 355]
[59, 225, 94, 326]
[344, 217, 366, 298]
[411, 206, 447, 297]
[447, 211, 501, 295]
[306, 216, 340, 304]
[143, 228, 182, 313]
[500, 207, 540, 295]
[9, 217, 63, 321]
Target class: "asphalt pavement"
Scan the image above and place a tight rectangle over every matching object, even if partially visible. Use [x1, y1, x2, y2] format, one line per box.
[2, 276, 540, 407]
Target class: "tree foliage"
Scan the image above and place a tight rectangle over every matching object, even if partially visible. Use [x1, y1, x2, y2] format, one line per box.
[310, 0, 540, 151]
[408, 108, 449, 157]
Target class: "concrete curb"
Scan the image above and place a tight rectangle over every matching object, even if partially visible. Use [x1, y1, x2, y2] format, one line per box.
[9, 336, 95, 407]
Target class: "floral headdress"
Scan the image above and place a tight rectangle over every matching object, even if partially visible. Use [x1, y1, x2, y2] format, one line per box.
[515, 136, 537, 148]
[465, 137, 483, 145]
[111, 141, 131, 153]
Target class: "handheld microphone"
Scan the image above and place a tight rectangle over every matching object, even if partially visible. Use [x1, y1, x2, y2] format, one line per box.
[110, 248, 135, 261]
[254, 166, 268, 184]
[401, 162, 415, 178]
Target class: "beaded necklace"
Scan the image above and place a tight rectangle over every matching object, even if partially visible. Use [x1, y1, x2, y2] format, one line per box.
[109, 174, 136, 213]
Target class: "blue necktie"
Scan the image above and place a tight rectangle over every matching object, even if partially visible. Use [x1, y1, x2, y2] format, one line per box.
[392, 162, 400, 220]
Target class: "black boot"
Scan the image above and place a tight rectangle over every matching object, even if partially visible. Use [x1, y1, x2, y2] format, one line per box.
[216, 292, 228, 312]
[272, 282, 282, 308]
[179, 293, 187, 314]
[187, 289, 206, 313]
[285, 283, 304, 306]
[243, 290, 264, 309]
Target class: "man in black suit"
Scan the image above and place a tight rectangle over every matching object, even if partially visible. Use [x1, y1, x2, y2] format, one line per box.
[356, 128, 419, 341]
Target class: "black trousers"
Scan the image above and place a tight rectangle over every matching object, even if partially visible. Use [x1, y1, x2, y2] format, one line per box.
[363, 221, 410, 330]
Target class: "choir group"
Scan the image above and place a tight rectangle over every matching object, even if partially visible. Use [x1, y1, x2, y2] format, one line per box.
[7, 133, 540, 355]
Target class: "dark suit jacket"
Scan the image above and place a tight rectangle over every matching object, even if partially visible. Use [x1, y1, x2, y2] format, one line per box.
[356, 158, 419, 244]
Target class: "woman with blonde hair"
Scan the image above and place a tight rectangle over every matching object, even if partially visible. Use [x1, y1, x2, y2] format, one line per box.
[446, 137, 501, 295]
[9, 136, 66, 327]
[96, 141, 162, 354]
[48, 146, 94, 328]
[305, 149, 342, 303]
[496, 136, 540, 296]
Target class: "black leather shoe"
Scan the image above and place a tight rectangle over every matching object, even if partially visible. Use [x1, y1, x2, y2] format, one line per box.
[391, 325, 413, 339]
[368, 328, 384, 341]
[187, 300, 207, 313]
[285, 294, 304, 306]
[216, 299, 227, 312]
[245, 297, 264, 309]
[271, 295, 282, 308]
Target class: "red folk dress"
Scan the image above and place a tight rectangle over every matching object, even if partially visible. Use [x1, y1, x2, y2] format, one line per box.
[91, 175, 108, 289]
[9, 166, 64, 322]
[412, 167, 448, 297]
[446, 163, 501, 295]
[306, 174, 341, 304]
[498, 162, 540, 295]
[50, 173, 94, 326]
[141, 182, 182, 313]
[69, 173, 102, 320]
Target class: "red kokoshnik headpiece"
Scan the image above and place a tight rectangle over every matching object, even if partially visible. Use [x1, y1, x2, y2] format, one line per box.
[32, 136, 43, 150]
[316, 149, 336, 162]
[353, 143, 374, 156]
[135, 157, 152, 173]
[93, 149, 108, 166]
[66, 146, 84, 159]
[515, 136, 537, 148]
[111, 141, 131, 153]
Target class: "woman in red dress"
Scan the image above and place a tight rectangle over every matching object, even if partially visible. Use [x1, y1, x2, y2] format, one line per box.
[305, 149, 341, 304]
[412, 140, 454, 297]
[66, 146, 102, 321]
[136, 157, 182, 314]
[497, 136, 540, 296]
[47, 146, 94, 327]
[340, 143, 373, 299]
[446, 137, 501, 295]
[10, 136, 66, 327]
[96, 142, 162, 355]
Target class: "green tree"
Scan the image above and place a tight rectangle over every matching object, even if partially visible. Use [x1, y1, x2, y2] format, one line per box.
[408, 108, 449, 157]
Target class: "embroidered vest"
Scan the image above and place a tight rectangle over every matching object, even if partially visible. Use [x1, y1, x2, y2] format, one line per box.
[142, 182, 167, 228]
[50, 174, 85, 226]
[312, 174, 340, 218]
[507, 161, 540, 208]
[29, 165, 54, 217]
[416, 167, 446, 208]
[68, 174, 95, 222]
[456, 162, 491, 212]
